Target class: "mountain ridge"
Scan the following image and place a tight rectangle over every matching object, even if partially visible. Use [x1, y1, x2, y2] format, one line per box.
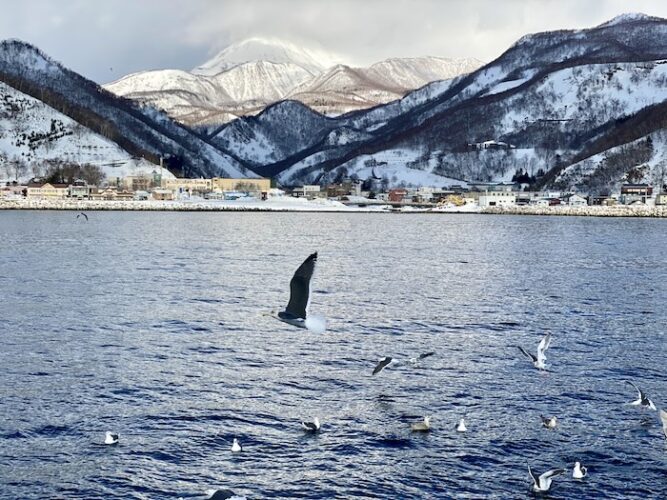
[105, 37, 483, 126]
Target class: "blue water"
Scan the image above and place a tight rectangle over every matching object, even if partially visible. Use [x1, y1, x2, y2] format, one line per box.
[0, 211, 666, 499]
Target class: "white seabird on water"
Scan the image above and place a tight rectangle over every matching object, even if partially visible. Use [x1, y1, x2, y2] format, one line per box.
[272, 252, 326, 334]
[626, 381, 657, 410]
[301, 417, 321, 432]
[541, 415, 558, 429]
[231, 438, 242, 452]
[456, 418, 467, 432]
[104, 432, 119, 445]
[205, 488, 247, 500]
[573, 461, 588, 479]
[518, 332, 552, 370]
[411, 416, 431, 432]
[372, 356, 394, 375]
[528, 465, 565, 493]
[660, 409, 667, 439]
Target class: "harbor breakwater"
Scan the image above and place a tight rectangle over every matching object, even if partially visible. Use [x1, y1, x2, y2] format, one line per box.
[2, 197, 667, 216]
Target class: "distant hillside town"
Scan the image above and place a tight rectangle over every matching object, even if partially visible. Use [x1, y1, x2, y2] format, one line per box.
[2, 168, 665, 210]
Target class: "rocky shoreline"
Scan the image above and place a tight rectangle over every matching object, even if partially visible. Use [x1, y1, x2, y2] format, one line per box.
[484, 204, 667, 217]
[2, 198, 667, 217]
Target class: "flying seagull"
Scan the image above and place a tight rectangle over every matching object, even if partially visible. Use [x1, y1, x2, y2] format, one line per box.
[660, 409, 667, 439]
[77, 212, 88, 221]
[372, 352, 435, 375]
[205, 489, 247, 500]
[104, 432, 119, 445]
[626, 381, 656, 410]
[541, 415, 558, 429]
[231, 438, 242, 452]
[411, 416, 431, 432]
[301, 417, 321, 432]
[273, 252, 326, 333]
[372, 356, 393, 375]
[518, 333, 552, 370]
[456, 418, 467, 432]
[528, 465, 565, 493]
[573, 461, 588, 479]
[408, 351, 436, 364]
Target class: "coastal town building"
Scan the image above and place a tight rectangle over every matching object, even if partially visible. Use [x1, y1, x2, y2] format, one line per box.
[211, 178, 270, 195]
[619, 184, 653, 205]
[476, 191, 517, 208]
[90, 187, 134, 201]
[563, 194, 588, 206]
[293, 185, 325, 199]
[163, 178, 212, 195]
[26, 182, 69, 199]
[68, 179, 92, 200]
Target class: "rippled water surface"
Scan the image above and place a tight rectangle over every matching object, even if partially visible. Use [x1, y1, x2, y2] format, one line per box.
[0, 211, 666, 499]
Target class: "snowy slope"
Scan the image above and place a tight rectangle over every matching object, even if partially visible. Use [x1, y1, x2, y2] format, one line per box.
[212, 60, 314, 103]
[0, 81, 175, 181]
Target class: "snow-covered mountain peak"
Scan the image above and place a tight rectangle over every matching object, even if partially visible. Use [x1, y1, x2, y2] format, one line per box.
[597, 12, 662, 28]
[192, 37, 346, 76]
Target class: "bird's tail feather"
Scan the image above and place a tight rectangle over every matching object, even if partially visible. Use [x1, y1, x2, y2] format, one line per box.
[305, 315, 326, 334]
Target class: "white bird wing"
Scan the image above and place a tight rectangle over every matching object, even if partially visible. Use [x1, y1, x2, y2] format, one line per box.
[537, 333, 551, 354]
[518, 346, 536, 362]
[660, 409, 667, 437]
[538, 468, 565, 489]
[372, 356, 393, 375]
[527, 465, 539, 487]
[625, 380, 644, 403]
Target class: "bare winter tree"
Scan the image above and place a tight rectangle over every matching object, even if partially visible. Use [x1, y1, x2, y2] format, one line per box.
[9, 156, 28, 181]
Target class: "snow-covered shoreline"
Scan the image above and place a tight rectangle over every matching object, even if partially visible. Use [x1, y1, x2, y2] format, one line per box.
[2, 198, 667, 217]
[484, 204, 667, 217]
[0, 197, 389, 213]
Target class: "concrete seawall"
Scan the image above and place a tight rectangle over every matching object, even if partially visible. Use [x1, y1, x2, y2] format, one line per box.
[483, 205, 667, 217]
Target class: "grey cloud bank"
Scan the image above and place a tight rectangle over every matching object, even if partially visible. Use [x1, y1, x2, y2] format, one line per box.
[2, 0, 667, 83]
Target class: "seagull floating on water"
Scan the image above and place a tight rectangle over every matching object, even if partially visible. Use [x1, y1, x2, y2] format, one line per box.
[660, 409, 667, 439]
[77, 212, 88, 221]
[573, 461, 588, 479]
[411, 416, 431, 432]
[626, 381, 656, 410]
[518, 332, 552, 370]
[104, 432, 119, 445]
[456, 418, 467, 432]
[205, 489, 247, 500]
[301, 417, 321, 432]
[231, 438, 242, 452]
[541, 415, 558, 429]
[528, 465, 565, 493]
[271, 252, 326, 334]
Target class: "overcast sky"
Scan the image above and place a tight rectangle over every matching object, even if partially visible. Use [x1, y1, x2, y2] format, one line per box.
[2, 0, 667, 83]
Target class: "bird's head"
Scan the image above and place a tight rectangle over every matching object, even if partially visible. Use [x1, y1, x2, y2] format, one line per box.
[424, 416, 431, 425]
